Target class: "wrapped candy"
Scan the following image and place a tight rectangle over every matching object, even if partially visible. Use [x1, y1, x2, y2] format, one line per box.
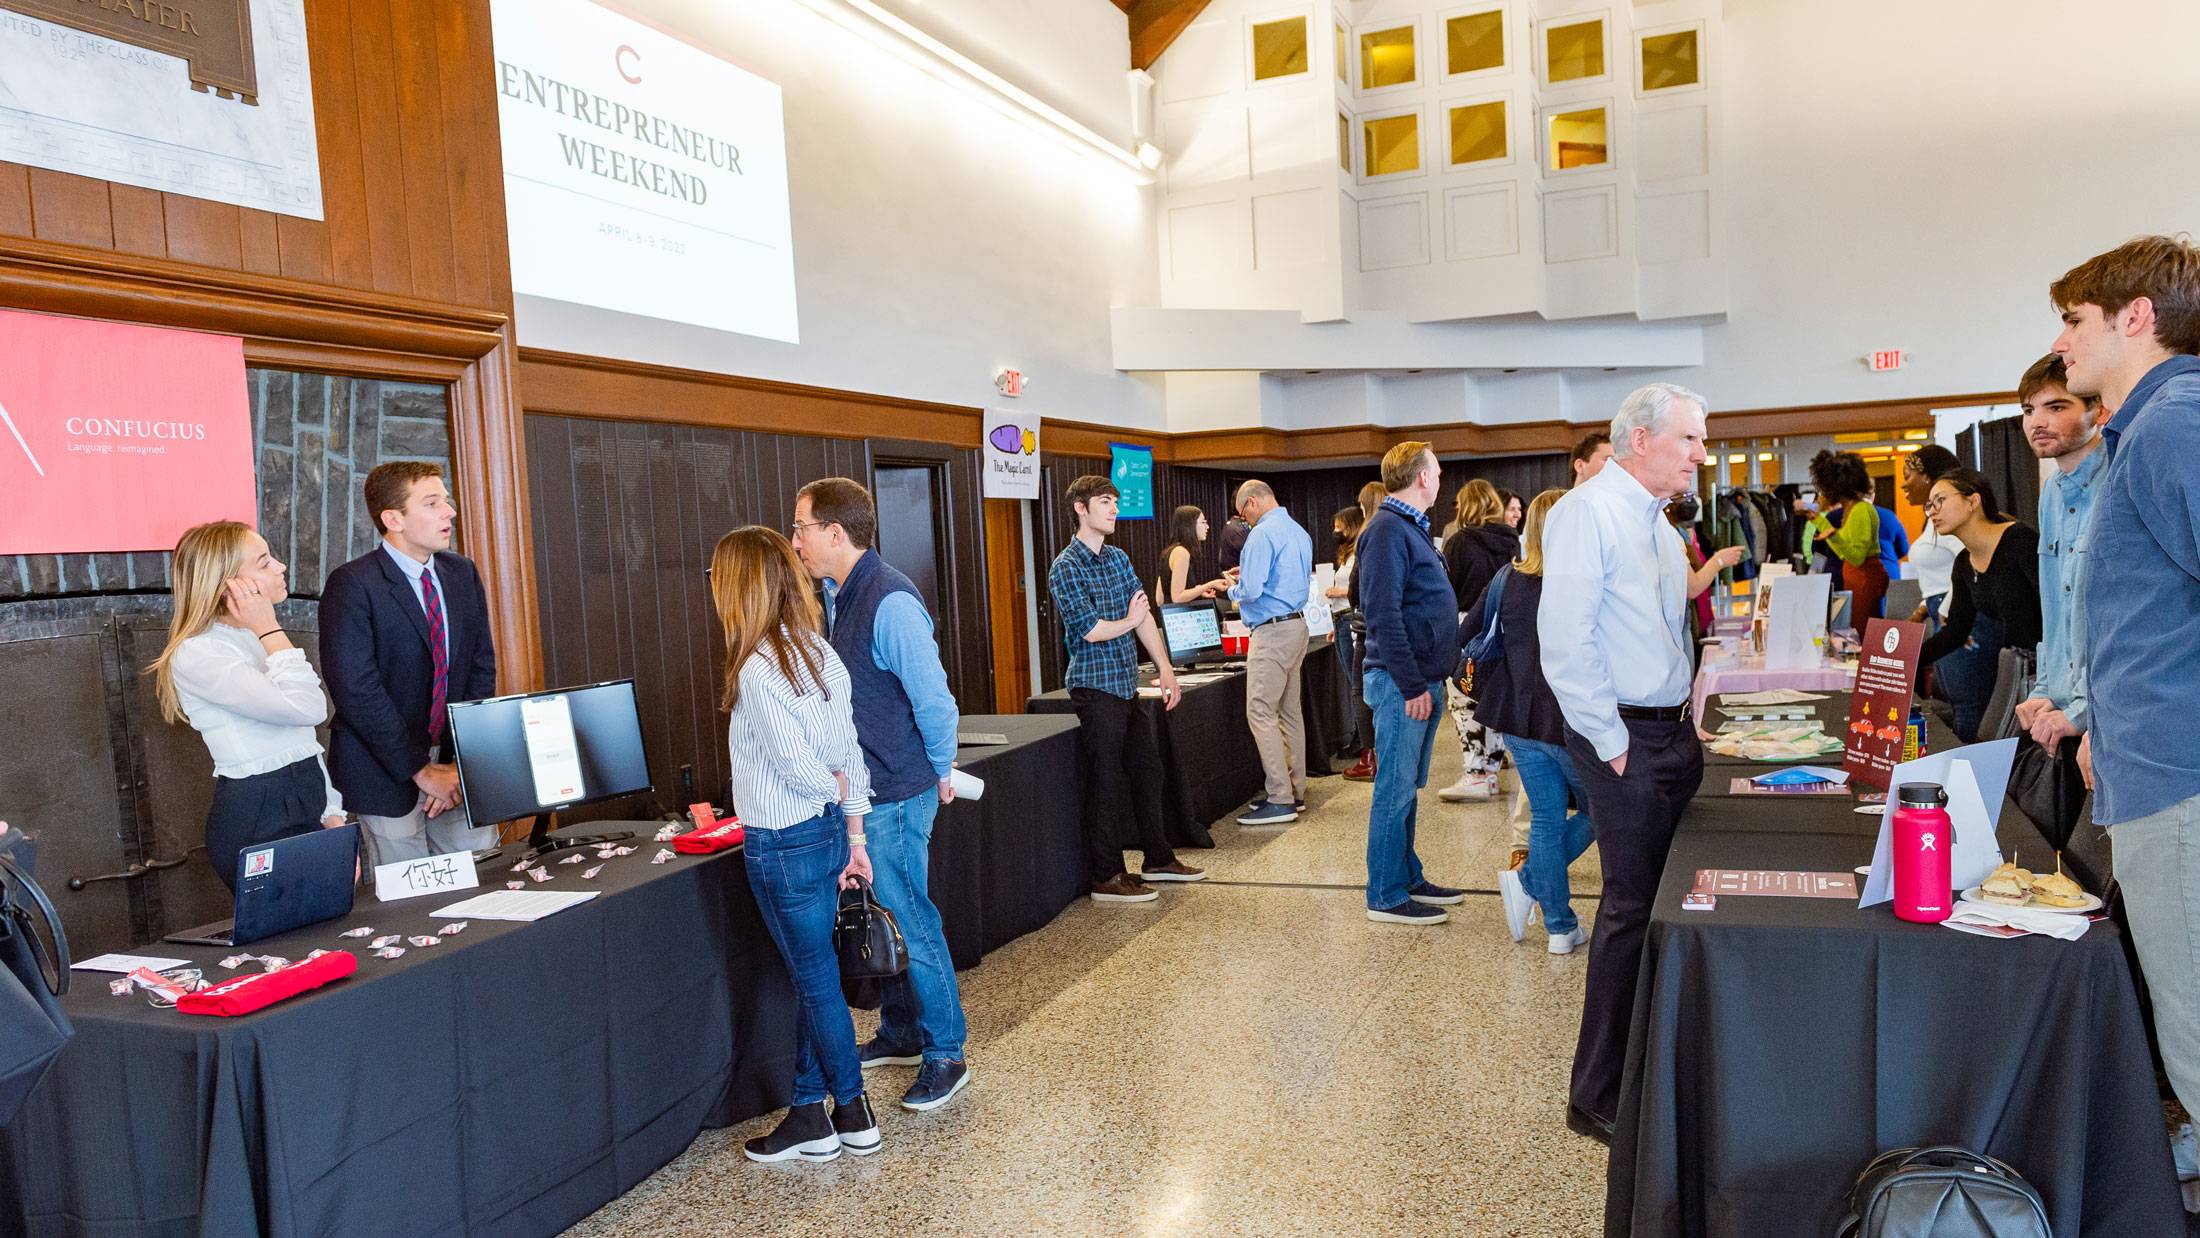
[559, 853, 588, 866]
[651, 848, 675, 864]
[219, 955, 248, 970]
[439, 922, 469, 935]
[370, 935, 400, 950]
[526, 867, 553, 884]
[582, 865, 603, 880]
[407, 936, 441, 948]
[109, 977, 133, 997]
[507, 881, 525, 890]
[340, 927, 376, 939]
[374, 946, 406, 960]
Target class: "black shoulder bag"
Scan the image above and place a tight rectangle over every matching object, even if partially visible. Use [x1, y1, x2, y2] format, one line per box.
[0, 843, 74, 1127]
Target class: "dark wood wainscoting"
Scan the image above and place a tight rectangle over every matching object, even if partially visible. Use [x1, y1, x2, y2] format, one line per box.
[525, 415, 995, 813]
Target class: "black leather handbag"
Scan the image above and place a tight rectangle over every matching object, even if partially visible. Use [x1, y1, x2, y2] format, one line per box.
[0, 841, 74, 1127]
[2009, 735, 2087, 852]
[833, 877, 908, 982]
[1835, 1145, 2050, 1238]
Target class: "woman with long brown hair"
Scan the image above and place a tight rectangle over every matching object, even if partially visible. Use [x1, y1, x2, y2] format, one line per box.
[709, 525, 882, 1165]
[148, 521, 346, 893]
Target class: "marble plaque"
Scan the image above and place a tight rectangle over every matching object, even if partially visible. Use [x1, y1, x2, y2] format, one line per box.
[0, 0, 321, 219]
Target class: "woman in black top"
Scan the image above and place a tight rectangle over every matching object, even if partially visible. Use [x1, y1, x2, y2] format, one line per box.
[1458, 489, 1594, 953]
[1439, 479, 1519, 803]
[1917, 469, 2041, 742]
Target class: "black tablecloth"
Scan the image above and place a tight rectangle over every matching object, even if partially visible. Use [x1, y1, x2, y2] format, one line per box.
[933, 714, 1087, 969]
[1300, 636, 1354, 773]
[1029, 670, 1260, 849]
[1608, 805, 2185, 1237]
[0, 835, 799, 1238]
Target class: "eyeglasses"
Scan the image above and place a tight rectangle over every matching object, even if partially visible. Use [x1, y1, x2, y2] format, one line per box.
[1924, 497, 1952, 514]
[789, 519, 832, 536]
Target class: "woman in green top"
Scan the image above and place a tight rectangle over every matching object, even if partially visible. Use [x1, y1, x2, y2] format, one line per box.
[1797, 449, 1887, 623]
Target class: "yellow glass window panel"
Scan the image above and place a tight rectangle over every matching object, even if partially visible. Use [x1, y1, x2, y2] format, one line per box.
[1446, 10, 1504, 75]
[1336, 23, 1347, 81]
[1448, 100, 1507, 164]
[1363, 113, 1420, 177]
[1547, 106, 1608, 170]
[1360, 26, 1416, 89]
[1640, 29, 1699, 91]
[1338, 112, 1351, 170]
[1252, 16, 1309, 81]
[1544, 18, 1604, 83]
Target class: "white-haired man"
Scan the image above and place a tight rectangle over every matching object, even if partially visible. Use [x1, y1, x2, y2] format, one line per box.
[1538, 382, 1709, 1145]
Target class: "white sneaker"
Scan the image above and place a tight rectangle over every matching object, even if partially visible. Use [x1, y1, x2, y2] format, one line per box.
[1498, 868, 1533, 942]
[1548, 926, 1588, 955]
[1438, 773, 1495, 802]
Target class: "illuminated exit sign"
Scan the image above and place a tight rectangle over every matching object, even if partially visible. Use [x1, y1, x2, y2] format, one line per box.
[1868, 349, 1905, 372]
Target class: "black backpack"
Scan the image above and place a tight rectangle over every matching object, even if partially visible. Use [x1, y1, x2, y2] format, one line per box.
[1835, 1146, 2051, 1238]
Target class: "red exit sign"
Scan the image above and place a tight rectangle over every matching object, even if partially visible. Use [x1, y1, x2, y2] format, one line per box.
[1868, 349, 1905, 372]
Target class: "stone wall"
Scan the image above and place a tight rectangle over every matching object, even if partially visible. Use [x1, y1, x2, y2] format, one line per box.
[0, 369, 451, 600]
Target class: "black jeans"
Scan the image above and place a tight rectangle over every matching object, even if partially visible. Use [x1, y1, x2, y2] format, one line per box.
[1070, 687, 1177, 884]
[1563, 715, 1702, 1122]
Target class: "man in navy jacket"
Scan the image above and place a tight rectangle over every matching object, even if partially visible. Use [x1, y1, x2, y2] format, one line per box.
[1356, 441, 1466, 925]
[320, 462, 499, 866]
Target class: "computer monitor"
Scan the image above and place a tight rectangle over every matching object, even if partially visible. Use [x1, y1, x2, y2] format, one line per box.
[447, 679, 652, 859]
[1159, 601, 1225, 666]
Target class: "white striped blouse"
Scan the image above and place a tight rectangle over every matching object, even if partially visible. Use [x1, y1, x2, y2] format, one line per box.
[725, 629, 874, 829]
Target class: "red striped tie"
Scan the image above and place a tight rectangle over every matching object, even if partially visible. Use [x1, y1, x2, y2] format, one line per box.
[422, 568, 449, 743]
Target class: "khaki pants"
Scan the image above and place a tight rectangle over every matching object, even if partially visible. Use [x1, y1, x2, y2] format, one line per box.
[1246, 616, 1309, 805]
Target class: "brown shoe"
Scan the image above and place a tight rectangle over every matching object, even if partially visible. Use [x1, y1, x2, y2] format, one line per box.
[1508, 849, 1528, 872]
[1090, 873, 1159, 903]
[1141, 862, 1207, 883]
[1341, 750, 1377, 781]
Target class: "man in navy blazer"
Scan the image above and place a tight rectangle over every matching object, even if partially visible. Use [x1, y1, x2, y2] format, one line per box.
[320, 462, 499, 865]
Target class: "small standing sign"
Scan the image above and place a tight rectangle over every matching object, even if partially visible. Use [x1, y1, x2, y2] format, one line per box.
[375, 851, 481, 903]
[1842, 618, 1925, 789]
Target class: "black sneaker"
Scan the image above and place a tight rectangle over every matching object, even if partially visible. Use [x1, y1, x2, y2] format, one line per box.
[742, 1102, 840, 1163]
[901, 1058, 971, 1112]
[833, 1094, 882, 1156]
[1409, 880, 1466, 906]
[1367, 900, 1449, 925]
[859, 1036, 922, 1069]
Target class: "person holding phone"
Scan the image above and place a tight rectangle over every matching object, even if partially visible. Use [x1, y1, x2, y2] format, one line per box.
[148, 521, 346, 893]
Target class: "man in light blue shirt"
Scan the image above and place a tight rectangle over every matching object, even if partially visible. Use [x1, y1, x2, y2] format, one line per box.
[793, 478, 971, 1112]
[1537, 382, 1707, 1144]
[2010, 354, 2107, 750]
[1229, 480, 1315, 825]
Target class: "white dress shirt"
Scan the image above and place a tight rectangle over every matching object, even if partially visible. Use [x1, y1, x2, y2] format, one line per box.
[380, 540, 450, 661]
[170, 624, 343, 817]
[1906, 520, 1957, 617]
[726, 629, 875, 829]
[1537, 462, 1694, 761]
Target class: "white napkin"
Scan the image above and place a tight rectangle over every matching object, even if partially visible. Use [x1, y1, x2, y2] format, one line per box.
[1944, 902, 2091, 941]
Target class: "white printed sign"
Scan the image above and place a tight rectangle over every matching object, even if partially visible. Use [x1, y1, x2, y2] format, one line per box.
[0, 2, 323, 218]
[521, 693, 586, 806]
[1765, 573, 1832, 670]
[375, 850, 482, 904]
[982, 408, 1040, 500]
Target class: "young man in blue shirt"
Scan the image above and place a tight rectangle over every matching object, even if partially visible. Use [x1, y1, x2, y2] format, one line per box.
[792, 478, 970, 1111]
[1046, 475, 1203, 904]
[1228, 479, 1315, 826]
[2010, 354, 2108, 753]
[2051, 235, 2200, 1147]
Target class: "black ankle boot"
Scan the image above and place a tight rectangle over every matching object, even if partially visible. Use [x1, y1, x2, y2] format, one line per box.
[742, 1102, 840, 1163]
[832, 1094, 881, 1156]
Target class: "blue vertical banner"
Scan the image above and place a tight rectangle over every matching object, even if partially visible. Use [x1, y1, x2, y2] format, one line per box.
[1109, 442, 1155, 519]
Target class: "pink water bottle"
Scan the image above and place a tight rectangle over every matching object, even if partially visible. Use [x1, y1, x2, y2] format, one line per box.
[1891, 782, 1953, 923]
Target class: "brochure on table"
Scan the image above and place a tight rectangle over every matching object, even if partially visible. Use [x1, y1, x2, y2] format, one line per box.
[1765, 573, 1832, 670]
[1300, 576, 1335, 638]
[1858, 737, 2018, 908]
[1842, 618, 1925, 788]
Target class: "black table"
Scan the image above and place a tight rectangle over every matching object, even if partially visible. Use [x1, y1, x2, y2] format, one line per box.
[0, 836, 798, 1238]
[932, 714, 1087, 968]
[1299, 636, 1354, 773]
[1608, 802, 2185, 1237]
[1028, 670, 1260, 850]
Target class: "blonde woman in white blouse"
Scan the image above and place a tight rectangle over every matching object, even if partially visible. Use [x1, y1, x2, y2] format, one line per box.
[147, 522, 345, 893]
[710, 525, 882, 1165]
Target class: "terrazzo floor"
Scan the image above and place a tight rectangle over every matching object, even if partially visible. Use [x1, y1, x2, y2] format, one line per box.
[570, 741, 1615, 1236]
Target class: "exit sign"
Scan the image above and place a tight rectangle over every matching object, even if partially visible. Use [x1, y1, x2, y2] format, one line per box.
[1868, 350, 1905, 372]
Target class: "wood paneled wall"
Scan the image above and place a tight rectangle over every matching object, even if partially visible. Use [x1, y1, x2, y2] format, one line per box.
[526, 414, 997, 813]
[1264, 453, 1571, 550]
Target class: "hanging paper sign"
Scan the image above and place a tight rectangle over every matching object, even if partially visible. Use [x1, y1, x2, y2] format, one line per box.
[981, 408, 1040, 500]
[1109, 442, 1155, 520]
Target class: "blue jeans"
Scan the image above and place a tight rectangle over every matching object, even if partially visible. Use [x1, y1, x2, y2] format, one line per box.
[867, 789, 967, 1063]
[1507, 736, 1597, 935]
[743, 807, 864, 1107]
[1363, 671, 1443, 909]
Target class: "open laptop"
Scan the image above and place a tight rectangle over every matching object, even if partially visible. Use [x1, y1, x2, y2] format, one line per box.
[1158, 601, 1233, 668]
[165, 823, 361, 948]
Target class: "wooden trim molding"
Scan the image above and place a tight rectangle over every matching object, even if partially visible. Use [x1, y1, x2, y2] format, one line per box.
[1704, 391, 2011, 441]
[451, 332, 544, 695]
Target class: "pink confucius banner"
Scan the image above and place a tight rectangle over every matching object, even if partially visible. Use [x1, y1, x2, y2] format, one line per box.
[0, 309, 257, 555]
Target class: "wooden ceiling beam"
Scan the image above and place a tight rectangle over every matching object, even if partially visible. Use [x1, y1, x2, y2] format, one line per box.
[1127, 0, 1214, 71]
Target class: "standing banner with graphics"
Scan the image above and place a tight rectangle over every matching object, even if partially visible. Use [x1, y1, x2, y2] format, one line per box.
[1109, 442, 1155, 520]
[1842, 618, 1925, 788]
[981, 408, 1039, 500]
[0, 310, 256, 555]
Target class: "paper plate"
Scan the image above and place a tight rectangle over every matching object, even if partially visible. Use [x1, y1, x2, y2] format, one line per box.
[1957, 887, 2103, 916]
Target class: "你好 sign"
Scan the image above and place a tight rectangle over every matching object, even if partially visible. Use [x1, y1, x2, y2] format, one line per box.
[1842, 618, 1925, 788]
[0, 310, 257, 555]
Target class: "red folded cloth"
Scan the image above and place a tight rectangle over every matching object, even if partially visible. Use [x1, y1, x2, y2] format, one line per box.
[177, 950, 358, 1017]
[674, 819, 745, 854]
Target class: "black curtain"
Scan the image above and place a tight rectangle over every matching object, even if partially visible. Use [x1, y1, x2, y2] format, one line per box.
[1958, 417, 2040, 525]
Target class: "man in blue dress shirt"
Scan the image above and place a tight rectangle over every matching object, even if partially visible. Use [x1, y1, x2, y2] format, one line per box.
[793, 478, 972, 1112]
[1538, 383, 1709, 1144]
[2009, 353, 2107, 754]
[2053, 236, 2200, 1146]
[1229, 480, 1314, 826]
